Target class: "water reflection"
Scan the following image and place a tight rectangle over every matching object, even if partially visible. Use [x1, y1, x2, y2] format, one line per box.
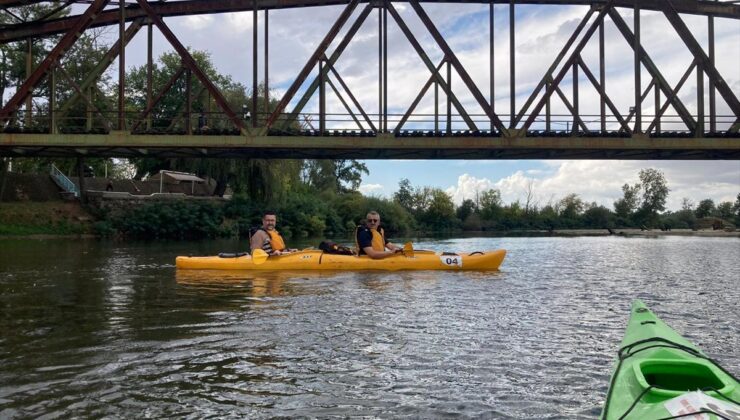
[0, 236, 738, 418]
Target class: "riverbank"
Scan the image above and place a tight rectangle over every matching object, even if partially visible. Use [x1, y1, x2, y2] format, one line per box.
[0, 201, 95, 236]
[2, 201, 738, 239]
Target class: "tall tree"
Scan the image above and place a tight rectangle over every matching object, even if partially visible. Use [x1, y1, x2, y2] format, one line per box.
[393, 178, 415, 213]
[479, 189, 503, 220]
[456, 198, 478, 222]
[303, 160, 368, 193]
[614, 183, 640, 220]
[695, 199, 716, 219]
[559, 193, 585, 220]
[638, 169, 669, 214]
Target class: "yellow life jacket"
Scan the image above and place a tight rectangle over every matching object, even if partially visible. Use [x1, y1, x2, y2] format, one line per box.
[355, 225, 386, 255]
[266, 229, 286, 251]
[370, 228, 385, 251]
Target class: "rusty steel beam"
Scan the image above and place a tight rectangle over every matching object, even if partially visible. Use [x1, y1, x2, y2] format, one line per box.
[509, 0, 515, 127]
[265, 0, 360, 129]
[513, 6, 595, 126]
[264, 9, 269, 119]
[135, 0, 245, 132]
[2, 133, 738, 160]
[2, 0, 738, 44]
[252, 0, 258, 127]
[58, 18, 144, 118]
[387, 2, 477, 130]
[622, 79, 655, 130]
[645, 61, 696, 133]
[283, 3, 374, 130]
[131, 66, 186, 132]
[319, 59, 325, 132]
[326, 75, 363, 129]
[0, 0, 110, 122]
[167, 85, 207, 130]
[660, 0, 740, 119]
[599, 19, 605, 132]
[409, 0, 506, 132]
[633, 1, 641, 133]
[378, 4, 383, 131]
[326, 60, 376, 131]
[577, 57, 631, 133]
[118, 0, 126, 130]
[608, 8, 697, 132]
[489, 0, 494, 130]
[55, 62, 113, 129]
[396, 60, 446, 131]
[523, 5, 607, 130]
[552, 83, 590, 132]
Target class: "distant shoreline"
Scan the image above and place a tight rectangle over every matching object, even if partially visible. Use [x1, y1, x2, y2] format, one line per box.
[2, 229, 739, 241]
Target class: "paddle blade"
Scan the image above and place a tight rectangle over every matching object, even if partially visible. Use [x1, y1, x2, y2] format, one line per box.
[251, 249, 268, 265]
[403, 242, 414, 258]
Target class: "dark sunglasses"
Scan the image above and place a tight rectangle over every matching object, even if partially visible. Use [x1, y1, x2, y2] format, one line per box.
[367, 218, 379, 223]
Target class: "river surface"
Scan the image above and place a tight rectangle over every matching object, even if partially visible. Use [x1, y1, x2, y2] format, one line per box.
[0, 235, 738, 418]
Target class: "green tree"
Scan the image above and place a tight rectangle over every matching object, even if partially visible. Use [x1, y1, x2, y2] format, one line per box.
[582, 203, 612, 228]
[695, 199, 715, 219]
[715, 201, 734, 221]
[420, 188, 456, 230]
[393, 178, 415, 213]
[303, 160, 368, 193]
[456, 198, 478, 222]
[0, 3, 69, 111]
[559, 193, 585, 220]
[479, 189, 503, 221]
[614, 183, 640, 222]
[638, 168, 669, 218]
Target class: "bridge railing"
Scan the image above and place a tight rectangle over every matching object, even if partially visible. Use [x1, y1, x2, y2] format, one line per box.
[1, 109, 738, 137]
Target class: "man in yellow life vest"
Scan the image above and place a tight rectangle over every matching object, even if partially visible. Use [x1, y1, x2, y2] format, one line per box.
[355, 210, 402, 259]
[249, 211, 295, 256]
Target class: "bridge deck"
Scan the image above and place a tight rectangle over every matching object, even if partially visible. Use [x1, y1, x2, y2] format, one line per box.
[1, 133, 738, 159]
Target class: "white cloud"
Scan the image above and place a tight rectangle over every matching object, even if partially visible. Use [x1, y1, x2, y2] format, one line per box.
[444, 162, 740, 211]
[359, 183, 385, 195]
[445, 173, 496, 204]
[182, 15, 215, 31]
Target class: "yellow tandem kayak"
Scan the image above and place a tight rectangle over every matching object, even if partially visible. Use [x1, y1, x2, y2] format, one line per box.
[176, 249, 506, 271]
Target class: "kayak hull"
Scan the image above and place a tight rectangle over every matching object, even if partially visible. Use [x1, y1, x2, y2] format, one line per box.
[601, 300, 739, 419]
[176, 249, 506, 271]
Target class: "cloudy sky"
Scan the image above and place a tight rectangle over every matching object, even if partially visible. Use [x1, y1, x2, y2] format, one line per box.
[64, 2, 740, 208]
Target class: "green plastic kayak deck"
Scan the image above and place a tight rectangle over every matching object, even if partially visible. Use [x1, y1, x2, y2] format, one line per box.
[601, 300, 739, 420]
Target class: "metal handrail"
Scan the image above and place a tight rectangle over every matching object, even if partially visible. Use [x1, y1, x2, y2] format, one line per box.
[50, 164, 79, 197]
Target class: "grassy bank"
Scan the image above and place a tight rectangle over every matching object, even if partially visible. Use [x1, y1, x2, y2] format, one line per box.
[0, 202, 95, 236]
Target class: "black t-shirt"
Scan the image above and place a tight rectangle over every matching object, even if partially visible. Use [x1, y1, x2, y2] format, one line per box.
[357, 227, 388, 255]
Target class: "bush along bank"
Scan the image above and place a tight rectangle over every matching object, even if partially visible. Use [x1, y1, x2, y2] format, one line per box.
[90, 192, 416, 240]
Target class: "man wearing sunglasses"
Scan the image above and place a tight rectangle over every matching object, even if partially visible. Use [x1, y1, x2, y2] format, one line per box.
[355, 211, 402, 259]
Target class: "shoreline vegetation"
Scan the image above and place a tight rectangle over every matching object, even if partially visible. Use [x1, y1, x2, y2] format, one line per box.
[1, 201, 738, 240]
[1, 167, 738, 242]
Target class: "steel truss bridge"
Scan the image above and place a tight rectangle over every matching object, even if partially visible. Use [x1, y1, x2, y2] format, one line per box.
[0, 0, 739, 159]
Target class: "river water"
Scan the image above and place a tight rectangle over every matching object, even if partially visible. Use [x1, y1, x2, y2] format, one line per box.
[0, 235, 738, 418]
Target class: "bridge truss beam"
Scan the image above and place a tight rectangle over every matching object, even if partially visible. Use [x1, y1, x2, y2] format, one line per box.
[0, 0, 738, 159]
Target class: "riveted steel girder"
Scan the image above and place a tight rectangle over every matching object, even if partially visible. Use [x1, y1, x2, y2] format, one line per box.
[1, 0, 738, 44]
[1, 133, 739, 159]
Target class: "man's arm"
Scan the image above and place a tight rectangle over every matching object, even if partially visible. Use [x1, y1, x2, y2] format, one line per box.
[363, 246, 396, 260]
[249, 231, 267, 253]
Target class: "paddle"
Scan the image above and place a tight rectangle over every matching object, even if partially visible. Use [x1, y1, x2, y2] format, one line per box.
[251, 248, 268, 265]
[402, 242, 414, 258]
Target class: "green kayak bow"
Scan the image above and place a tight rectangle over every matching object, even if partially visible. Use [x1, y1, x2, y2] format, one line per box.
[601, 300, 739, 420]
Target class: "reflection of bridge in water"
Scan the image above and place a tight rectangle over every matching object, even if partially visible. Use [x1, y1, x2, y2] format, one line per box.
[0, 0, 739, 159]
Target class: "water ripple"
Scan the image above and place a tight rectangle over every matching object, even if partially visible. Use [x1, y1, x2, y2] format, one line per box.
[0, 236, 738, 418]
